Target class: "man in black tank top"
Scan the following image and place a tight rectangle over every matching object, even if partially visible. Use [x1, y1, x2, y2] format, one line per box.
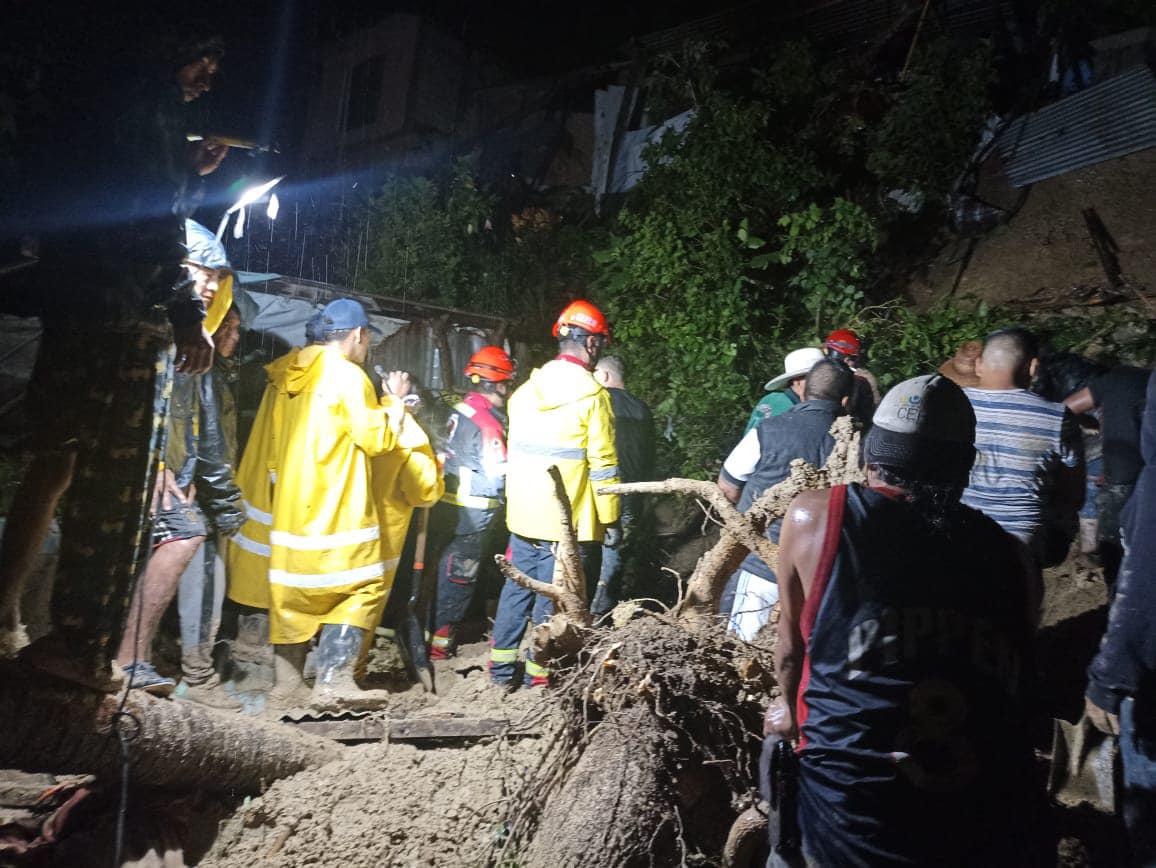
[766, 374, 1050, 867]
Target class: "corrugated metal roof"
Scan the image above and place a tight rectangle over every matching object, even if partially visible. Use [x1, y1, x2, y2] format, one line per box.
[996, 65, 1156, 187]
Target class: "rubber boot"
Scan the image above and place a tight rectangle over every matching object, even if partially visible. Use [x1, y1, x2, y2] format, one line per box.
[177, 643, 243, 711]
[266, 642, 311, 713]
[310, 624, 391, 713]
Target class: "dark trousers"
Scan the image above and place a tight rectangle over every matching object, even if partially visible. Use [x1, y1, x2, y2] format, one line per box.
[434, 531, 485, 632]
[1121, 697, 1156, 864]
[489, 534, 600, 683]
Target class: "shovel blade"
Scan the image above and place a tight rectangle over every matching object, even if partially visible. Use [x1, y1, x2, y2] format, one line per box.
[1047, 716, 1118, 812]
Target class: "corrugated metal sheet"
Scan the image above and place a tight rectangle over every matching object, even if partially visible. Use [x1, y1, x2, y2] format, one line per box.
[996, 65, 1156, 187]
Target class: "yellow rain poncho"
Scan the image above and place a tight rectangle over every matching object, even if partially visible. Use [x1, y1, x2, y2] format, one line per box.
[226, 348, 297, 610]
[372, 411, 444, 588]
[505, 357, 620, 542]
[267, 345, 405, 645]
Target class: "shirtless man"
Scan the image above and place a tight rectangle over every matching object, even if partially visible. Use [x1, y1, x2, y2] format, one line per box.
[765, 374, 1050, 867]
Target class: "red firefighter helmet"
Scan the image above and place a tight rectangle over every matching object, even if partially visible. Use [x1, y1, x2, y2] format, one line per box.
[552, 299, 611, 343]
[824, 328, 861, 358]
[464, 345, 516, 383]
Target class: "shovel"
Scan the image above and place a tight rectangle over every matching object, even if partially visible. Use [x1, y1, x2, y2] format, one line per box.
[1047, 714, 1119, 812]
[395, 508, 436, 694]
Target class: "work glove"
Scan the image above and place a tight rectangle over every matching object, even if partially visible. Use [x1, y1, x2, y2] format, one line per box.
[603, 523, 623, 548]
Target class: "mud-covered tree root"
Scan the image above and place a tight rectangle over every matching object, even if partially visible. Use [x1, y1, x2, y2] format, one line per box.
[0, 666, 342, 793]
[488, 418, 862, 867]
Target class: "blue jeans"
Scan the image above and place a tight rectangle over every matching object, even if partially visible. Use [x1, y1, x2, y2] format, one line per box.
[489, 535, 600, 684]
[1121, 697, 1156, 864]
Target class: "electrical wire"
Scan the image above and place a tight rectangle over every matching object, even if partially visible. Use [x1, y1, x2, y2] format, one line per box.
[111, 363, 172, 866]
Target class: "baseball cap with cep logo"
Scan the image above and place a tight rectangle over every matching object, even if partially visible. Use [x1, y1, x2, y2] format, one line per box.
[862, 374, 976, 486]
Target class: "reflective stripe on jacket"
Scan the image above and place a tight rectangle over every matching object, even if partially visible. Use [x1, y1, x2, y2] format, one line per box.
[505, 357, 620, 542]
[440, 391, 507, 534]
[226, 349, 297, 610]
[372, 412, 445, 591]
[267, 345, 405, 644]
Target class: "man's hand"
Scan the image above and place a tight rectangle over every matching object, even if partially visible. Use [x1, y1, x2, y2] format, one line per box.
[1085, 695, 1120, 736]
[174, 324, 214, 374]
[385, 370, 413, 398]
[764, 695, 796, 738]
[189, 141, 229, 176]
[603, 523, 623, 547]
[151, 468, 189, 514]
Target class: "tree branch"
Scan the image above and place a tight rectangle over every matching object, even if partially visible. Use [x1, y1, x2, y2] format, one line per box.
[495, 555, 565, 606]
[547, 465, 586, 602]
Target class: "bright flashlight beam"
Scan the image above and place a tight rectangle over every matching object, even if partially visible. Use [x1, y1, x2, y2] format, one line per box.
[227, 176, 284, 214]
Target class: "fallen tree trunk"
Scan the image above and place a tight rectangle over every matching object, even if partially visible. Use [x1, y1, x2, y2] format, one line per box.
[0, 666, 342, 793]
[491, 418, 863, 867]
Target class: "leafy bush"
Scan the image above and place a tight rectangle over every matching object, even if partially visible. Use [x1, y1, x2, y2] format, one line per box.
[866, 37, 995, 205]
[593, 91, 877, 476]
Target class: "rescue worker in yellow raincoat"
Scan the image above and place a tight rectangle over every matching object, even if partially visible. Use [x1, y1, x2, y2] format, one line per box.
[225, 337, 301, 707]
[265, 298, 415, 711]
[490, 300, 620, 686]
[356, 402, 444, 690]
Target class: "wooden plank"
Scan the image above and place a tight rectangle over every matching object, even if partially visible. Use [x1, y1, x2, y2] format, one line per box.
[389, 717, 511, 741]
[285, 716, 524, 744]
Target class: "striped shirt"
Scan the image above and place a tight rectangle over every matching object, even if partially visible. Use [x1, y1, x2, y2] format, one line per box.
[962, 388, 1082, 546]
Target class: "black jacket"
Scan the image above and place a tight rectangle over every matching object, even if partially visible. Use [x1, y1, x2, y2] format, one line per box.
[166, 360, 244, 535]
[1087, 370, 1156, 720]
[608, 387, 655, 484]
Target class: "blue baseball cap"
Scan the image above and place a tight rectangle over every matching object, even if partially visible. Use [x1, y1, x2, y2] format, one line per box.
[317, 298, 382, 337]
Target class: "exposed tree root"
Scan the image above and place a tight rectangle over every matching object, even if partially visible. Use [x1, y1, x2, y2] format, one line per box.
[490, 418, 862, 866]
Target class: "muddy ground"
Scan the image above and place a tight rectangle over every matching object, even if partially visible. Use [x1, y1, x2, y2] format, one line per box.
[194, 552, 1127, 868]
[202, 641, 556, 868]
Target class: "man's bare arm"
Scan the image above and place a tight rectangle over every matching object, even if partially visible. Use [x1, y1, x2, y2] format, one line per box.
[768, 488, 828, 738]
[717, 472, 742, 504]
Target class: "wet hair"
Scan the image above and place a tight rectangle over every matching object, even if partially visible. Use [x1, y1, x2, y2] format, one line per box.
[804, 358, 855, 403]
[1034, 352, 1106, 402]
[871, 464, 965, 533]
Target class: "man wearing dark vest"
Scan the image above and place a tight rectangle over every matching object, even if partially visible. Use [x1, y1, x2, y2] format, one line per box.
[766, 374, 1049, 867]
[718, 360, 854, 641]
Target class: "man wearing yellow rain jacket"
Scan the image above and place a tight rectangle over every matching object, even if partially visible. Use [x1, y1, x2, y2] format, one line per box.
[490, 300, 620, 686]
[225, 336, 302, 707]
[261, 298, 423, 711]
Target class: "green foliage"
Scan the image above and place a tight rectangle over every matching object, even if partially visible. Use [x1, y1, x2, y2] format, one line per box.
[354, 160, 597, 322]
[866, 37, 995, 204]
[594, 90, 877, 476]
[776, 199, 879, 333]
[358, 160, 495, 308]
[856, 299, 1005, 389]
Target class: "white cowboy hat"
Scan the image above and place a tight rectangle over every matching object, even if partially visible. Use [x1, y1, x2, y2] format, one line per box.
[764, 347, 825, 391]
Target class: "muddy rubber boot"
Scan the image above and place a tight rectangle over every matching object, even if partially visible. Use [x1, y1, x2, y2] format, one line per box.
[178, 673, 243, 712]
[266, 642, 311, 713]
[310, 624, 391, 713]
